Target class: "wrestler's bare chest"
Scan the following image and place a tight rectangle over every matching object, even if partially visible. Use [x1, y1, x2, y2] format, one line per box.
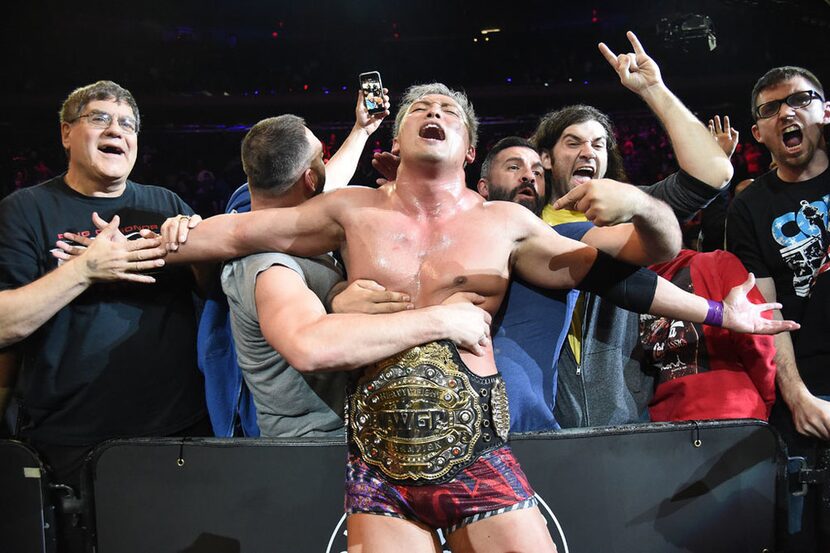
[341, 206, 513, 311]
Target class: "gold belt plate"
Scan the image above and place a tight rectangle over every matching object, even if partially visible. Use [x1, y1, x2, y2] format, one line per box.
[350, 342, 483, 482]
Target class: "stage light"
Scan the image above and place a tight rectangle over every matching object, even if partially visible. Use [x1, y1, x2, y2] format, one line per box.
[658, 14, 717, 52]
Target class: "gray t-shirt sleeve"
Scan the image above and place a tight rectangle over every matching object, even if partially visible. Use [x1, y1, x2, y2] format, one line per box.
[638, 169, 722, 222]
[221, 252, 344, 320]
[222, 252, 306, 321]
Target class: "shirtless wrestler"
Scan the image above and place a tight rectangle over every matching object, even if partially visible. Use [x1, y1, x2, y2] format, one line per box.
[159, 83, 797, 553]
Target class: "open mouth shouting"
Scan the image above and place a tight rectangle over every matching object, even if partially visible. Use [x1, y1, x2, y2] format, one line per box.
[419, 123, 446, 141]
[781, 124, 804, 152]
[571, 165, 596, 186]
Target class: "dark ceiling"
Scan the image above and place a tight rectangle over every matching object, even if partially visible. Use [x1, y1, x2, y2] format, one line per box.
[3, 0, 829, 128]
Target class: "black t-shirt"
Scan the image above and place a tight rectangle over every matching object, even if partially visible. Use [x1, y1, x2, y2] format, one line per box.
[726, 167, 830, 391]
[0, 176, 206, 445]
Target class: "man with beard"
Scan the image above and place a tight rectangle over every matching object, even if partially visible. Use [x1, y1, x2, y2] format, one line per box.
[475, 136, 680, 430]
[476, 136, 547, 216]
[727, 65, 830, 552]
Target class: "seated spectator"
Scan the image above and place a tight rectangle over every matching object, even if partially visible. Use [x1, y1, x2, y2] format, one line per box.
[640, 249, 776, 422]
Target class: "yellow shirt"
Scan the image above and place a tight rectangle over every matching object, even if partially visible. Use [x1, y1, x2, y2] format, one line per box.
[541, 205, 588, 365]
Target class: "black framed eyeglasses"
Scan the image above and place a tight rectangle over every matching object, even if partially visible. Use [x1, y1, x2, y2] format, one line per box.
[75, 110, 139, 134]
[754, 90, 824, 120]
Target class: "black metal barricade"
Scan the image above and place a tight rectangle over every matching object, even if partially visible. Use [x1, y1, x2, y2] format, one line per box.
[76, 420, 780, 553]
[0, 440, 53, 553]
[0, 420, 790, 552]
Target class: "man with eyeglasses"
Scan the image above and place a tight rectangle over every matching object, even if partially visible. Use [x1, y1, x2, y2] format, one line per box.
[727, 66, 830, 552]
[0, 80, 208, 552]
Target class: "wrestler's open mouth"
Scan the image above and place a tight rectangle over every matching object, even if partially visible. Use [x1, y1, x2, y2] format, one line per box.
[782, 125, 803, 149]
[419, 123, 445, 140]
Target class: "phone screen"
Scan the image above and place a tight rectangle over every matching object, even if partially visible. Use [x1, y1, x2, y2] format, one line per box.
[359, 71, 385, 114]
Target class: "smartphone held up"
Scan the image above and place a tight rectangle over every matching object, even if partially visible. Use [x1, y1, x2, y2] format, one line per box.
[359, 71, 385, 114]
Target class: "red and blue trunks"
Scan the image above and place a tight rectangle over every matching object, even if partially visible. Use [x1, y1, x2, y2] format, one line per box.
[345, 444, 537, 535]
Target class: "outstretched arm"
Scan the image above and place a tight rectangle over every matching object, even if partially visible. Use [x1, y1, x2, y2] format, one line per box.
[255, 267, 492, 372]
[512, 211, 798, 335]
[601, 31, 732, 189]
[163, 189, 348, 264]
[324, 89, 391, 190]
[552, 178, 681, 265]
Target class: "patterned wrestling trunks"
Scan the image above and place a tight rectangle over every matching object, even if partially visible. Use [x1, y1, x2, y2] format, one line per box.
[345, 444, 537, 534]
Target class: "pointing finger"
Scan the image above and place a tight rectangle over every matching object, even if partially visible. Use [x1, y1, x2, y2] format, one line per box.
[552, 183, 588, 210]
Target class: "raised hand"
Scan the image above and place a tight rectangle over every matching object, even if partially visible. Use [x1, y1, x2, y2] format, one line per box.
[721, 273, 801, 334]
[356, 87, 390, 136]
[599, 31, 663, 96]
[708, 114, 740, 159]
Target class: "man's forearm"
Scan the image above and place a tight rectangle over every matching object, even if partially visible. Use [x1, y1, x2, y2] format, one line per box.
[640, 84, 732, 189]
[0, 260, 92, 348]
[324, 125, 371, 191]
[628, 195, 682, 263]
[283, 306, 469, 372]
[770, 318, 809, 407]
[648, 275, 710, 322]
[169, 207, 338, 264]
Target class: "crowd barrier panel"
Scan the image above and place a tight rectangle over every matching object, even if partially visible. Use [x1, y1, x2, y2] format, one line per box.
[83, 420, 781, 553]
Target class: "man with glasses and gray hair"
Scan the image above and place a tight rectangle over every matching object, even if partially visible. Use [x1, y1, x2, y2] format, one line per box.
[0, 80, 209, 552]
[727, 66, 830, 552]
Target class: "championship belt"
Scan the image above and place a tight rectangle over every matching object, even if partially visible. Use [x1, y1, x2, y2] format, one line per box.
[349, 340, 510, 485]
